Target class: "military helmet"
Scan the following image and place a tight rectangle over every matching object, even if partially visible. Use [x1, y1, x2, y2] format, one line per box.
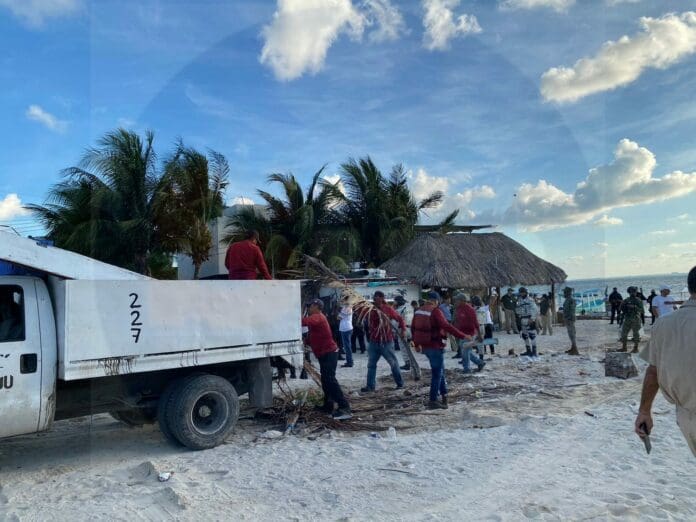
[518, 287, 528, 294]
[563, 287, 573, 297]
[627, 286, 637, 294]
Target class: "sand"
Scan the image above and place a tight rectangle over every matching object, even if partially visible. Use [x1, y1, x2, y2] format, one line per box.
[1, 320, 694, 521]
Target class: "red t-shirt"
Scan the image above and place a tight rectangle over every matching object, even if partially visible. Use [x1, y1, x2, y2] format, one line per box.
[225, 240, 272, 280]
[453, 303, 480, 337]
[302, 313, 337, 357]
[367, 304, 405, 343]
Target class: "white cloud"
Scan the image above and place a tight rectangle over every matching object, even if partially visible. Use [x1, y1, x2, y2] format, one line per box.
[566, 255, 584, 263]
[422, 0, 481, 51]
[670, 242, 696, 249]
[541, 12, 696, 103]
[596, 241, 609, 248]
[0, 0, 81, 27]
[606, 0, 640, 5]
[116, 117, 136, 128]
[260, 0, 366, 81]
[669, 213, 690, 221]
[184, 84, 233, 119]
[25, 104, 67, 132]
[648, 229, 676, 236]
[492, 139, 696, 231]
[0, 194, 30, 221]
[594, 214, 623, 227]
[229, 197, 256, 206]
[322, 174, 346, 195]
[500, 0, 574, 12]
[363, 0, 406, 42]
[409, 168, 495, 221]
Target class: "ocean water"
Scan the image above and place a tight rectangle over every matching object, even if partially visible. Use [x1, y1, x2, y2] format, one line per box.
[526, 273, 690, 299]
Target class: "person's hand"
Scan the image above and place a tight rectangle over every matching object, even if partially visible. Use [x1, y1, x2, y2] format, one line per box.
[635, 411, 653, 438]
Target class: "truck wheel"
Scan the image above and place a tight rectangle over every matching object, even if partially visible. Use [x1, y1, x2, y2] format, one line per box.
[167, 374, 239, 450]
[110, 409, 156, 427]
[157, 380, 183, 445]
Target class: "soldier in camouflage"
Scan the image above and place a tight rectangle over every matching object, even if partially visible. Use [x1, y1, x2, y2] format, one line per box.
[515, 287, 538, 358]
[619, 286, 642, 353]
[563, 287, 579, 355]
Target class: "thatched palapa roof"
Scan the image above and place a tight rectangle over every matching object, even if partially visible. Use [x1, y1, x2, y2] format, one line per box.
[381, 232, 567, 288]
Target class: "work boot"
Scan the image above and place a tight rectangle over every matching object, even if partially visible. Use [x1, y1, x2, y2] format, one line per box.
[441, 395, 449, 409]
[427, 400, 443, 410]
[333, 408, 352, 420]
[631, 345, 639, 354]
[618, 342, 627, 352]
[400, 364, 410, 371]
[475, 361, 486, 372]
[566, 346, 580, 356]
[360, 386, 375, 393]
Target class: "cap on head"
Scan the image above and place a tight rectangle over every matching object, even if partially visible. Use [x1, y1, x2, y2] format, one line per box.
[507, 288, 514, 293]
[659, 284, 669, 292]
[563, 287, 573, 296]
[453, 292, 468, 303]
[310, 298, 324, 310]
[518, 287, 528, 294]
[471, 295, 482, 306]
[394, 295, 406, 305]
[426, 291, 441, 302]
[628, 286, 637, 294]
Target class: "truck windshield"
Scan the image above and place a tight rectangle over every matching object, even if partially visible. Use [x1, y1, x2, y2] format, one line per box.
[0, 285, 25, 343]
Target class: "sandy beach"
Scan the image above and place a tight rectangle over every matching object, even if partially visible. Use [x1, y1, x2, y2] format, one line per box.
[1, 320, 694, 521]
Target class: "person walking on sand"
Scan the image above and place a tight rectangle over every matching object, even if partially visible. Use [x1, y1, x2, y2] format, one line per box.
[411, 291, 472, 409]
[608, 287, 623, 324]
[562, 287, 579, 355]
[473, 295, 495, 355]
[361, 291, 407, 393]
[635, 266, 696, 457]
[225, 230, 272, 280]
[501, 288, 518, 334]
[394, 295, 414, 371]
[647, 289, 657, 324]
[302, 299, 352, 420]
[618, 286, 642, 353]
[515, 287, 538, 359]
[337, 297, 354, 368]
[539, 294, 553, 335]
[452, 293, 485, 374]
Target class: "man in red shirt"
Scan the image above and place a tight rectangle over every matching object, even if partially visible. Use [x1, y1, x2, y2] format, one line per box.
[411, 291, 472, 409]
[361, 291, 407, 393]
[301, 299, 352, 420]
[224, 230, 272, 280]
[453, 293, 485, 374]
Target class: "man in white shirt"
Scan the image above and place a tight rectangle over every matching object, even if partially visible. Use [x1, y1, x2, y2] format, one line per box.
[651, 285, 677, 319]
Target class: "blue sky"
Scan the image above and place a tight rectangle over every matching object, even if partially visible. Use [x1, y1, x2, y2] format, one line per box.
[1, 0, 696, 278]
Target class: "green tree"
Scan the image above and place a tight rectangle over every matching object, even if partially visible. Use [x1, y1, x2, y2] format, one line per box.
[224, 166, 347, 274]
[156, 142, 229, 279]
[339, 157, 443, 265]
[28, 129, 162, 275]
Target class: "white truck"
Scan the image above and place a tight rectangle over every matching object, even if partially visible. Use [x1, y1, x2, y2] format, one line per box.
[0, 231, 302, 450]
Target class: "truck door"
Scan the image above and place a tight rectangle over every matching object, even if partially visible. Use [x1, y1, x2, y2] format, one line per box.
[0, 281, 43, 438]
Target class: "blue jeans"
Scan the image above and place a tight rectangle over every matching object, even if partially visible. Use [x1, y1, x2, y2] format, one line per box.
[458, 339, 482, 371]
[340, 330, 353, 365]
[366, 341, 403, 390]
[423, 348, 447, 401]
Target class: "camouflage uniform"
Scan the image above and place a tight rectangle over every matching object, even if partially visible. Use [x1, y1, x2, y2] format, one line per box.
[563, 288, 578, 353]
[515, 288, 538, 357]
[620, 287, 642, 352]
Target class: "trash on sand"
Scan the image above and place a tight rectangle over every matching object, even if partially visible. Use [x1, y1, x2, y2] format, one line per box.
[261, 430, 284, 439]
[386, 427, 397, 439]
[158, 472, 172, 482]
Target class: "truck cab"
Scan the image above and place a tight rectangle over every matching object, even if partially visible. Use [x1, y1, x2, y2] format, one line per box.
[0, 277, 57, 439]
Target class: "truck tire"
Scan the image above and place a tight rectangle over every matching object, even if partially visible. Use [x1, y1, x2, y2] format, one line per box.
[157, 380, 183, 445]
[110, 408, 156, 427]
[167, 374, 239, 450]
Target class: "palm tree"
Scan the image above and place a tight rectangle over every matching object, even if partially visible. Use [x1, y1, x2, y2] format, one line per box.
[339, 157, 443, 265]
[28, 129, 161, 274]
[224, 166, 347, 274]
[156, 142, 229, 279]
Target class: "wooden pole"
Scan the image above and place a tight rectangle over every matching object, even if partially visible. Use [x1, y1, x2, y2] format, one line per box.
[551, 282, 556, 325]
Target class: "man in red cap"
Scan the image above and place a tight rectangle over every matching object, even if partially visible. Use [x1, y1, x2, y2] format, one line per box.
[225, 230, 272, 280]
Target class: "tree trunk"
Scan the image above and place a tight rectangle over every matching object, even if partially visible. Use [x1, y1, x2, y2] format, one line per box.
[193, 263, 201, 280]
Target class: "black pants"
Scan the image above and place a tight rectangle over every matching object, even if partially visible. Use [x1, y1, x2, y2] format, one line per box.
[318, 352, 349, 409]
[610, 305, 620, 324]
[352, 328, 366, 353]
[650, 311, 656, 324]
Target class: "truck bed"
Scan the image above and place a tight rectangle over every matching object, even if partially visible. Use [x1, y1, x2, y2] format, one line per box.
[53, 279, 303, 380]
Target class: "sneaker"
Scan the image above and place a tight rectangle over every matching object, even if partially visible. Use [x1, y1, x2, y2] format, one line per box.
[451, 353, 461, 359]
[462, 368, 473, 374]
[475, 361, 486, 372]
[333, 408, 353, 420]
[341, 363, 353, 368]
[441, 396, 449, 409]
[394, 384, 404, 390]
[400, 364, 411, 371]
[360, 386, 375, 393]
[427, 400, 442, 410]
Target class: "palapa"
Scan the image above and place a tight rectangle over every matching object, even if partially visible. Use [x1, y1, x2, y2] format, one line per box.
[381, 232, 567, 289]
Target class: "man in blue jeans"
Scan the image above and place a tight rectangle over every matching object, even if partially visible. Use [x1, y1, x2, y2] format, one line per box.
[337, 297, 354, 367]
[412, 292, 472, 409]
[361, 291, 407, 392]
